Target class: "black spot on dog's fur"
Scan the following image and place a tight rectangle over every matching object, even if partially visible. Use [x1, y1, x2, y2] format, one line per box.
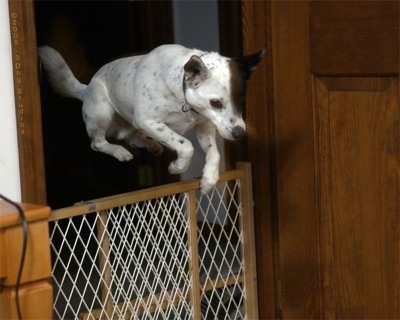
[228, 60, 246, 115]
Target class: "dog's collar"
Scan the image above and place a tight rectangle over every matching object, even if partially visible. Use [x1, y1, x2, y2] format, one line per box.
[182, 75, 199, 114]
[181, 100, 191, 112]
[182, 100, 199, 114]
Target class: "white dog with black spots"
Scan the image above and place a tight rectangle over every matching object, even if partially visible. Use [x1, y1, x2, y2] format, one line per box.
[39, 44, 264, 193]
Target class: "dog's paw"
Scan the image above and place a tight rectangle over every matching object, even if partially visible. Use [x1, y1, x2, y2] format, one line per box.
[200, 174, 219, 194]
[114, 148, 134, 162]
[168, 160, 189, 174]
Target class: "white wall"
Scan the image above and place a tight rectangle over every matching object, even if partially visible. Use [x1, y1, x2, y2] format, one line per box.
[0, 0, 21, 201]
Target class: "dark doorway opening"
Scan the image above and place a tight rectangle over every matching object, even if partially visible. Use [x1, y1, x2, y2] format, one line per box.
[34, 0, 242, 209]
[35, 1, 176, 209]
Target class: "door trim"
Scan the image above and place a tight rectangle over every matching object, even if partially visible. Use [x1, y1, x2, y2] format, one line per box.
[8, 0, 46, 204]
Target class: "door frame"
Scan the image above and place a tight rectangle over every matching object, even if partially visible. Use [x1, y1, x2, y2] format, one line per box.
[8, 0, 46, 204]
[242, 1, 279, 318]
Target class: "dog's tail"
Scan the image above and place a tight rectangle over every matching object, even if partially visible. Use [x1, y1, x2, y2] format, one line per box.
[38, 46, 87, 101]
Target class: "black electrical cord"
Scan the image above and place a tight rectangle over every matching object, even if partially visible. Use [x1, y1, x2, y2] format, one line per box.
[0, 194, 28, 320]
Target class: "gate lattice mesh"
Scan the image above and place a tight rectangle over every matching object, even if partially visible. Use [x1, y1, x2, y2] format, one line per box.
[49, 164, 257, 320]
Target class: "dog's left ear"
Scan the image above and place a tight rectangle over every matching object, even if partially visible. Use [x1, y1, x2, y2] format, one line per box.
[233, 49, 266, 80]
[184, 55, 210, 88]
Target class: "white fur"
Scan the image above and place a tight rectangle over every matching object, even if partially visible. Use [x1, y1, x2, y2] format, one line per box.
[38, 44, 263, 193]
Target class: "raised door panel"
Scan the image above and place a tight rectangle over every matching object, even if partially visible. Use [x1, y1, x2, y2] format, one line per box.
[310, 2, 399, 74]
[315, 77, 399, 318]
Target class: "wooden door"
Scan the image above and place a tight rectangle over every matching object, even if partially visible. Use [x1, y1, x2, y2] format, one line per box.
[243, 1, 399, 319]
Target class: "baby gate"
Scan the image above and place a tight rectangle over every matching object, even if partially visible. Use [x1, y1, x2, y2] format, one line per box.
[48, 162, 258, 319]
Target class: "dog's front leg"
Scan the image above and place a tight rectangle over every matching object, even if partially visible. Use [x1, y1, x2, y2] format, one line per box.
[138, 121, 194, 174]
[196, 122, 220, 194]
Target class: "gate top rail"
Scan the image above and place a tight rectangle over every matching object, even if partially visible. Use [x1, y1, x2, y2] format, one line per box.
[49, 167, 244, 222]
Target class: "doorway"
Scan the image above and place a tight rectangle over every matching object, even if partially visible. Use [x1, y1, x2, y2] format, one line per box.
[34, 1, 243, 209]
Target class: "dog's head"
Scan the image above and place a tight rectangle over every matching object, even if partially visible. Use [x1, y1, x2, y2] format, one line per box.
[183, 49, 265, 140]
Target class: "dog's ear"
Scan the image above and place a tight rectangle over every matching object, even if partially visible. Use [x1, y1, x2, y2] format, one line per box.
[184, 55, 210, 88]
[233, 49, 266, 80]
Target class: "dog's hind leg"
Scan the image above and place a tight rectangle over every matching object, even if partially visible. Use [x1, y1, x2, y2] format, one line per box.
[90, 130, 134, 161]
[110, 114, 164, 156]
[124, 130, 164, 156]
[135, 120, 194, 174]
[83, 81, 134, 161]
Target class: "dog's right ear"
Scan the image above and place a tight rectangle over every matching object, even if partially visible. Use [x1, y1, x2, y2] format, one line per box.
[184, 55, 210, 88]
[233, 49, 266, 80]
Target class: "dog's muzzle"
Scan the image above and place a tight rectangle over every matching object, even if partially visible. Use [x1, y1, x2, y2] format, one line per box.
[232, 126, 245, 140]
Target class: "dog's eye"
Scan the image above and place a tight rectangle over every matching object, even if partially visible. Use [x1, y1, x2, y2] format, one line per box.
[210, 99, 223, 109]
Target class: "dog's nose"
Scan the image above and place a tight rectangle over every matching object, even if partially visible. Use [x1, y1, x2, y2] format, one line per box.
[232, 126, 245, 140]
